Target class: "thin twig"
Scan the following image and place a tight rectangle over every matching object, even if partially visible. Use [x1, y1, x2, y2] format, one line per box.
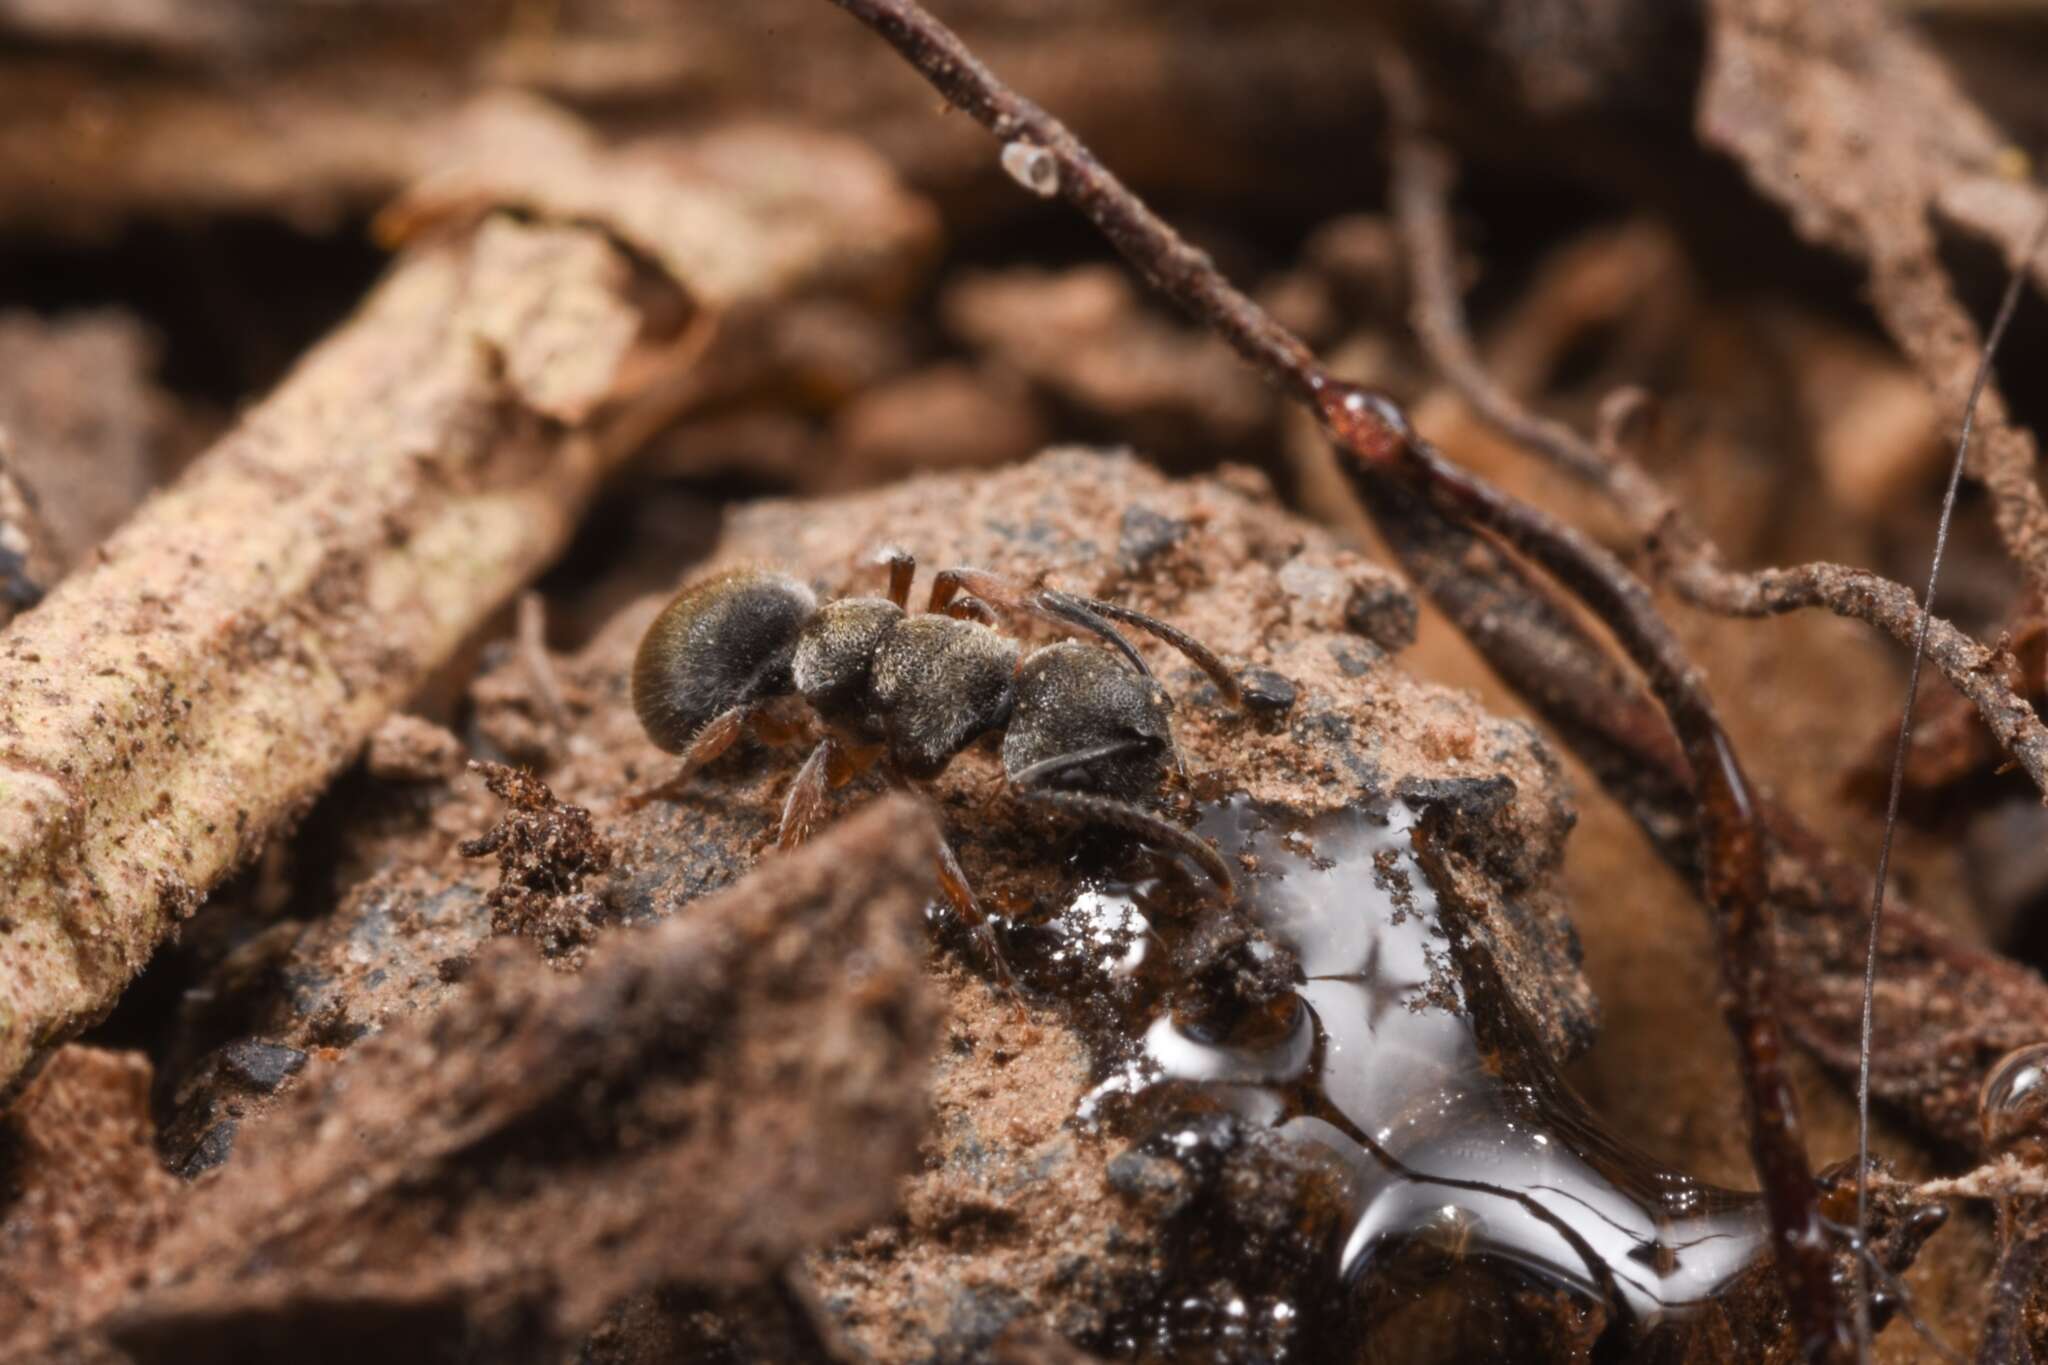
[1854, 211, 2048, 1362]
[1907, 1154, 2048, 1203]
[823, 1, 1847, 1356]
[1388, 100, 2048, 804]
[1390, 76, 2048, 1355]
[516, 590, 573, 737]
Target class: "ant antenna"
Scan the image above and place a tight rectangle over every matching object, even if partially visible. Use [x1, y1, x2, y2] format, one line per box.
[1853, 211, 2048, 1360]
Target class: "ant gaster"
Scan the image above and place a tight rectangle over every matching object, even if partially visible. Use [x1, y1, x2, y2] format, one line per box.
[630, 550, 1275, 957]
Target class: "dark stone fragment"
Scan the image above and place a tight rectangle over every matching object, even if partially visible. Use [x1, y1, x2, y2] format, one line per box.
[1344, 578, 1418, 652]
[1396, 774, 1516, 821]
[1105, 1148, 1193, 1220]
[1117, 504, 1187, 569]
[218, 1039, 307, 1094]
[1238, 668, 1297, 716]
[0, 545, 43, 609]
[176, 1119, 238, 1179]
[1328, 638, 1375, 678]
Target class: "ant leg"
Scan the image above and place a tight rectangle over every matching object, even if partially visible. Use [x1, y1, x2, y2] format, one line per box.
[942, 595, 1000, 626]
[930, 821, 1020, 991]
[746, 706, 807, 747]
[925, 565, 983, 615]
[1016, 786, 1235, 902]
[930, 567, 1153, 678]
[622, 704, 753, 809]
[882, 763, 1019, 988]
[876, 546, 916, 609]
[778, 737, 839, 850]
[1038, 589, 1245, 707]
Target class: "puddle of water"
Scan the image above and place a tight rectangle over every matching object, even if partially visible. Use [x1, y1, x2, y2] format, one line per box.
[1043, 795, 1768, 1361]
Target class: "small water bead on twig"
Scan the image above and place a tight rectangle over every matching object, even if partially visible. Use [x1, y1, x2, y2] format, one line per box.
[1981, 1043, 2048, 1163]
[1000, 139, 1059, 198]
[1974, 1043, 2048, 1361]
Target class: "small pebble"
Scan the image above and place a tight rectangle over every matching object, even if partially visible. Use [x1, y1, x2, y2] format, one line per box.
[219, 1038, 309, 1094]
[176, 1120, 238, 1179]
[1239, 668, 1297, 716]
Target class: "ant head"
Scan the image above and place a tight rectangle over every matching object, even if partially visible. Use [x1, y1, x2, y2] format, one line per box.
[1003, 641, 1172, 799]
[793, 596, 905, 729]
[631, 567, 815, 753]
[870, 615, 1021, 779]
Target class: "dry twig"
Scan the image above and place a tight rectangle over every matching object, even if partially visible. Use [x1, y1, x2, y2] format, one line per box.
[1699, 0, 2048, 599]
[1386, 99, 2048, 804]
[1385, 70, 2048, 1355]
[0, 103, 933, 1098]
[2, 798, 939, 1361]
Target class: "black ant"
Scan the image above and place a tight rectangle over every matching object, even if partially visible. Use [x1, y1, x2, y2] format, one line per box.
[628, 549, 1279, 964]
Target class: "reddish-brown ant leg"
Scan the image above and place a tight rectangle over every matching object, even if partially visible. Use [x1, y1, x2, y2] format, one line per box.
[779, 737, 839, 850]
[930, 567, 1153, 678]
[931, 823, 1020, 990]
[622, 703, 753, 809]
[925, 566, 985, 615]
[943, 595, 1000, 626]
[878, 546, 916, 609]
[826, 740, 884, 788]
[881, 761, 1019, 988]
[746, 707, 807, 747]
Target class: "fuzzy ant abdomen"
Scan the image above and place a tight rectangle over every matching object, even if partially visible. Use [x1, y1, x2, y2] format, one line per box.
[631, 567, 816, 753]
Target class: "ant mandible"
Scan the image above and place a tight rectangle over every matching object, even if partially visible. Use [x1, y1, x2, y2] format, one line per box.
[628, 549, 1275, 960]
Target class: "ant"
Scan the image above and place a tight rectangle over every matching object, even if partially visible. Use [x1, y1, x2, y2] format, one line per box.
[628, 548, 1280, 966]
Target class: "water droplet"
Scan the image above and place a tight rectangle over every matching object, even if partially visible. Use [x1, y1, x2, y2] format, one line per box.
[1981, 1042, 2048, 1158]
[1001, 139, 1059, 198]
[1064, 796, 1775, 1359]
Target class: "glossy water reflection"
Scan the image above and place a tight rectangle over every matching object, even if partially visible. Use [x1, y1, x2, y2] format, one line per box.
[1074, 796, 1770, 1359]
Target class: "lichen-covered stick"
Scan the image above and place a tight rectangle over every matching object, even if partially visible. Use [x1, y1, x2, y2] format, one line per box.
[820, 0, 1849, 1355]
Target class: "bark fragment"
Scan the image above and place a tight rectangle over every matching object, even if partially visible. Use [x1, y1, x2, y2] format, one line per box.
[0, 1046, 178, 1337]
[1699, 0, 2048, 597]
[10, 796, 939, 1363]
[0, 107, 934, 1099]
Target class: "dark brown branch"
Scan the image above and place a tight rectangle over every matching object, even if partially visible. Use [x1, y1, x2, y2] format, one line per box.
[823, 0, 1848, 1356]
[1975, 1203, 2048, 1365]
[1386, 73, 2048, 1358]
[1362, 455, 2048, 1149]
[823, 0, 1322, 405]
[1388, 108, 2048, 804]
